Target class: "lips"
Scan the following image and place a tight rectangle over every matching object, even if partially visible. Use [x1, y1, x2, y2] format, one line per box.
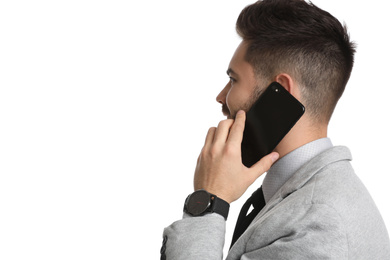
[222, 104, 230, 117]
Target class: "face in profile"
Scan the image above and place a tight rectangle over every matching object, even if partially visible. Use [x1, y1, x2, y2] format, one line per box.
[216, 41, 267, 119]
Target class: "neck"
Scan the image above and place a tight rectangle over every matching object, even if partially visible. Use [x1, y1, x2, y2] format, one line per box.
[274, 117, 328, 158]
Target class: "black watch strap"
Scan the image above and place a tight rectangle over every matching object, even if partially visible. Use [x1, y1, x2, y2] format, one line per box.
[210, 194, 230, 220]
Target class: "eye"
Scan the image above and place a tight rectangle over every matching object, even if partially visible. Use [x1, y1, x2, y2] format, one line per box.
[229, 77, 236, 86]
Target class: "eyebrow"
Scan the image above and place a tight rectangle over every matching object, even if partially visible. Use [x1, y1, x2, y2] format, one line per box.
[226, 68, 238, 76]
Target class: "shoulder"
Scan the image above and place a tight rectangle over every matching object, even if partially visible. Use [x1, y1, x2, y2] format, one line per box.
[243, 154, 390, 259]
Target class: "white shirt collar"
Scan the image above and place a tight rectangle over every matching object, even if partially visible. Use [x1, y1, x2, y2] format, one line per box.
[262, 138, 333, 203]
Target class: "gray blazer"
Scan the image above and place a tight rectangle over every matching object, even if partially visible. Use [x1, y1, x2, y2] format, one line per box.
[162, 146, 390, 259]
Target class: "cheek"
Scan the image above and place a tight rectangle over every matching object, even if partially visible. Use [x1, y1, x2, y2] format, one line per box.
[226, 87, 247, 112]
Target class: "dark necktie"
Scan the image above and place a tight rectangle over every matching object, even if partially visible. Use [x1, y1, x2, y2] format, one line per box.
[230, 187, 266, 248]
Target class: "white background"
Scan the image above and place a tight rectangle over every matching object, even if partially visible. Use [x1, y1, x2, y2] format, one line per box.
[0, 0, 389, 259]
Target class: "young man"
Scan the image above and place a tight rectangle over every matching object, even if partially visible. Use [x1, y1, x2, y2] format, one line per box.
[162, 0, 390, 259]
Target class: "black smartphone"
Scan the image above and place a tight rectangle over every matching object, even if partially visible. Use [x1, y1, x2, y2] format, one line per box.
[241, 82, 305, 167]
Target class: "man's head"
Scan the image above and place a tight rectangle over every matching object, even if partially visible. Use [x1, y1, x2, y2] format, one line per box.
[217, 0, 356, 125]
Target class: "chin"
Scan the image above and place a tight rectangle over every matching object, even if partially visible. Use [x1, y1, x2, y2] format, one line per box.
[224, 113, 233, 119]
[229, 111, 237, 119]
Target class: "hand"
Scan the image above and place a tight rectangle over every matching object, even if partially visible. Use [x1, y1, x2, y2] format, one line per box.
[194, 110, 279, 204]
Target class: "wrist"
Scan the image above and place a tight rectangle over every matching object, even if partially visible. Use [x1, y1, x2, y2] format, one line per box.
[193, 184, 233, 204]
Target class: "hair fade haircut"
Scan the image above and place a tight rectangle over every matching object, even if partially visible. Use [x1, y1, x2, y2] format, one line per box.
[236, 0, 356, 123]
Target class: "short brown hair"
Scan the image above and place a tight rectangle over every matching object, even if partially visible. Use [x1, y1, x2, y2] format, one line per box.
[236, 0, 356, 123]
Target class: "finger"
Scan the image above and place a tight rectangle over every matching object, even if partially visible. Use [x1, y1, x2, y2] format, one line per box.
[227, 110, 246, 145]
[249, 152, 279, 180]
[213, 119, 234, 145]
[203, 127, 217, 150]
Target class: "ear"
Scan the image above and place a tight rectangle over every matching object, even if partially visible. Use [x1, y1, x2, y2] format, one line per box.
[274, 73, 301, 100]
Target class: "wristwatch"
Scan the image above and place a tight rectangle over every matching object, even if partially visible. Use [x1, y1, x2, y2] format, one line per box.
[184, 189, 230, 220]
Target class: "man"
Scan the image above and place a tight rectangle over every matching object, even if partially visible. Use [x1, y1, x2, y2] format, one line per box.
[161, 0, 390, 259]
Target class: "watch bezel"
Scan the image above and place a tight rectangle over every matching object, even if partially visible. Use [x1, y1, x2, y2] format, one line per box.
[185, 189, 211, 216]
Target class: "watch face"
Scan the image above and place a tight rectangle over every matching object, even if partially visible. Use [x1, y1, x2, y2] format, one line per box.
[187, 190, 210, 216]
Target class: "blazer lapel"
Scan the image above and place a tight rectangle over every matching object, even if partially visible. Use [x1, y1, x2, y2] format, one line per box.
[253, 146, 352, 223]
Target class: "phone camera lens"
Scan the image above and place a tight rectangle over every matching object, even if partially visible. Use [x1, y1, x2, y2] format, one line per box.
[271, 84, 280, 93]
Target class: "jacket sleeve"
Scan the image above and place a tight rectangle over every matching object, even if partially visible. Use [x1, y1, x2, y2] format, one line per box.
[162, 213, 226, 260]
[228, 204, 348, 260]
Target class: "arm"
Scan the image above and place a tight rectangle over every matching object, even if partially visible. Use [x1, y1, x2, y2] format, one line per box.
[161, 111, 278, 260]
[162, 213, 226, 260]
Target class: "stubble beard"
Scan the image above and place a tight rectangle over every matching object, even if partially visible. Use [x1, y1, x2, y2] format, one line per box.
[222, 85, 265, 119]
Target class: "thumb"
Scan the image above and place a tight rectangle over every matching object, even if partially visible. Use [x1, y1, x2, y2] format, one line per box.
[249, 152, 279, 180]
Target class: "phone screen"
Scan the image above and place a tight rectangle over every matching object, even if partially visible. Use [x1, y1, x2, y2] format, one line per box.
[241, 82, 305, 167]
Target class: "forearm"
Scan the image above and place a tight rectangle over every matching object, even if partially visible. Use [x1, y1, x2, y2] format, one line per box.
[162, 213, 226, 260]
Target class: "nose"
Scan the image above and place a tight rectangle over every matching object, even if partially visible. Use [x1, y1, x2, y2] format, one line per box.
[216, 83, 230, 105]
